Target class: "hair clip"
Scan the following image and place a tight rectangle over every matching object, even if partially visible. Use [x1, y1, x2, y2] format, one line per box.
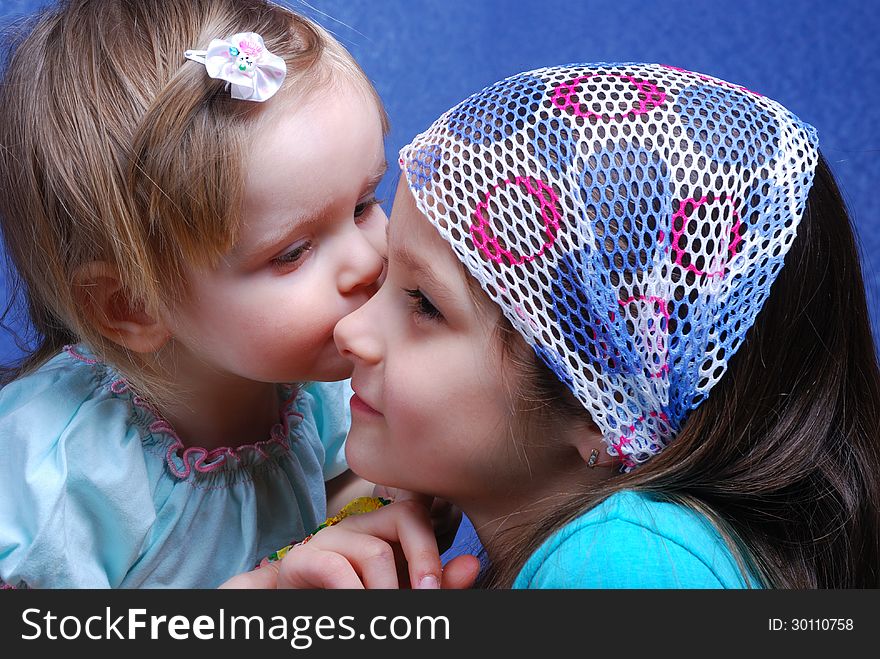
[184, 32, 286, 102]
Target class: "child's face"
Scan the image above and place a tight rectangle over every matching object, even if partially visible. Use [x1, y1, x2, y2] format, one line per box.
[166, 82, 388, 384]
[335, 177, 555, 503]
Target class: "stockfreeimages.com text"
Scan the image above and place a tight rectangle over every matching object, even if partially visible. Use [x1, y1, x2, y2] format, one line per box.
[21, 607, 450, 648]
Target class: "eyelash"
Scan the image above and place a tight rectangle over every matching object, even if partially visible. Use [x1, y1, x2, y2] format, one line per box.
[271, 197, 383, 271]
[404, 288, 443, 321]
[354, 197, 383, 221]
[272, 240, 312, 271]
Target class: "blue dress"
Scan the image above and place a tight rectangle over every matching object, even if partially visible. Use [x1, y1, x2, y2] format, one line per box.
[513, 491, 761, 588]
[0, 344, 351, 588]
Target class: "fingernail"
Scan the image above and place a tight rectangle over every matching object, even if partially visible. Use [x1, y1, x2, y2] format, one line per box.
[418, 574, 440, 589]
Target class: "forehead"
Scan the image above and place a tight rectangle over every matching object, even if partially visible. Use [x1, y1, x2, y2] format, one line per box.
[247, 81, 385, 184]
[231, 82, 385, 252]
[388, 176, 451, 259]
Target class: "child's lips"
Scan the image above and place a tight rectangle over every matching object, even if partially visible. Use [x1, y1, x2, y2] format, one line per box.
[350, 392, 382, 416]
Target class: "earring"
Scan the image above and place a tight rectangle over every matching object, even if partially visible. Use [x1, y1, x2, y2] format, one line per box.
[587, 448, 600, 468]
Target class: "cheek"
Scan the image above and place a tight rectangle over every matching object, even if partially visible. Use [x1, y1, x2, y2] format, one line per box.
[384, 344, 511, 460]
[227, 300, 338, 367]
[363, 217, 388, 262]
[225, 276, 335, 336]
[383, 353, 449, 437]
[176, 277, 346, 378]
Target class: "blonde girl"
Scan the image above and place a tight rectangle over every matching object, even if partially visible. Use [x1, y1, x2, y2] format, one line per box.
[0, 0, 390, 588]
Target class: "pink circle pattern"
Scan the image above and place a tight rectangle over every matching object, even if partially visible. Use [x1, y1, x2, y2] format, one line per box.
[666, 195, 743, 278]
[470, 176, 563, 266]
[551, 73, 666, 122]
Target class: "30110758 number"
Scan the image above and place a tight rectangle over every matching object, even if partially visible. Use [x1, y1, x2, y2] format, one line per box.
[768, 618, 854, 631]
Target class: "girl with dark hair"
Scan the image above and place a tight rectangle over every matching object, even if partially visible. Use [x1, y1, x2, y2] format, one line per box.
[235, 63, 880, 589]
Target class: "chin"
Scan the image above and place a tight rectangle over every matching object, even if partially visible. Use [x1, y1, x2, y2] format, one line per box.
[344, 430, 393, 485]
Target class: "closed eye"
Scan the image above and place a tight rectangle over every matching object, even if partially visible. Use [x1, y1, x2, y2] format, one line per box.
[404, 288, 443, 321]
[271, 240, 312, 272]
[355, 197, 383, 221]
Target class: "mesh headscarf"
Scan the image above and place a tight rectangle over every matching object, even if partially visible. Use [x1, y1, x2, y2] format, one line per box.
[399, 63, 818, 470]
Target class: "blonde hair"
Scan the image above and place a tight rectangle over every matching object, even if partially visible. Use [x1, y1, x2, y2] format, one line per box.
[0, 0, 387, 403]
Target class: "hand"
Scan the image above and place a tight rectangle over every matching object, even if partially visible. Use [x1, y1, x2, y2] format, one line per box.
[220, 499, 479, 589]
[372, 485, 463, 555]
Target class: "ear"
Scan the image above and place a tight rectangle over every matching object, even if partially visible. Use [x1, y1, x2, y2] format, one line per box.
[73, 261, 170, 353]
[569, 421, 615, 470]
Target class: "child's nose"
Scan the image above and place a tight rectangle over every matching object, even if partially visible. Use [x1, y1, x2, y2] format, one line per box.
[338, 229, 384, 295]
[334, 296, 382, 365]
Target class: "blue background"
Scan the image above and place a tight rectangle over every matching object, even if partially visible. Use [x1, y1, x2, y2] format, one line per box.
[1, 0, 877, 558]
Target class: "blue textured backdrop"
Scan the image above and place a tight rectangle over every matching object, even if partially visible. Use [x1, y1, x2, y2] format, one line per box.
[0, 0, 877, 569]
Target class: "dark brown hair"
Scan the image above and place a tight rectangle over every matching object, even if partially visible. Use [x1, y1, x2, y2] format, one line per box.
[483, 152, 880, 588]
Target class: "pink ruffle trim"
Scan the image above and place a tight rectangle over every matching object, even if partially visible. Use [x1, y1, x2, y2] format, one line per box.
[64, 344, 304, 479]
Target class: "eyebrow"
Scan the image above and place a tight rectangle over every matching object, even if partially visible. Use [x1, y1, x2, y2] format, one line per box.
[239, 160, 389, 262]
[389, 240, 458, 307]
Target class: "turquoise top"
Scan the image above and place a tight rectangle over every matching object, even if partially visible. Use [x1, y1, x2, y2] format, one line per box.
[0, 344, 351, 588]
[513, 491, 760, 588]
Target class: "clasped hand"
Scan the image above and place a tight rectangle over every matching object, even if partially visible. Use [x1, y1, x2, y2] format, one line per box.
[221, 494, 479, 589]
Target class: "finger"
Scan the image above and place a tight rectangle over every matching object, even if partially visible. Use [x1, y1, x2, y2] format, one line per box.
[341, 500, 442, 589]
[441, 555, 481, 589]
[276, 547, 366, 589]
[302, 527, 400, 589]
[219, 562, 281, 589]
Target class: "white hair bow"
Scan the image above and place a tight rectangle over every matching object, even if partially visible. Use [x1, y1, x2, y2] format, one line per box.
[184, 32, 287, 102]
